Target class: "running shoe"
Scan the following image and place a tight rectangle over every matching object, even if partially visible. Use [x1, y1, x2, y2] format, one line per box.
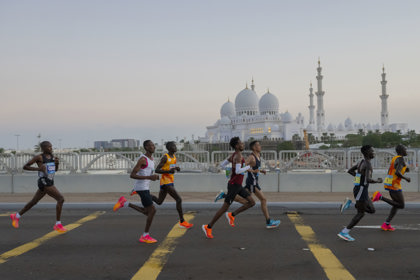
[130, 190, 137, 196]
[266, 219, 281, 229]
[139, 234, 157, 243]
[340, 197, 352, 214]
[214, 190, 226, 202]
[113, 196, 127, 212]
[202, 224, 213, 239]
[225, 212, 235, 227]
[381, 222, 395, 231]
[53, 224, 68, 233]
[179, 220, 194, 229]
[337, 231, 355, 242]
[372, 191, 382, 202]
[10, 213, 19, 229]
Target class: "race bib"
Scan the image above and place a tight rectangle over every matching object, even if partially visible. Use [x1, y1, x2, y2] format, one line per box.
[354, 173, 361, 186]
[46, 162, 56, 174]
[384, 175, 393, 187]
[225, 167, 231, 179]
[170, 164, 176, 169]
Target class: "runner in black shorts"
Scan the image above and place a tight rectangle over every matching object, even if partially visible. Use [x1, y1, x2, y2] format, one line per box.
[10, 141, 67, 233]
[337, 145, 383, 242]
[202, 137, 255, 239]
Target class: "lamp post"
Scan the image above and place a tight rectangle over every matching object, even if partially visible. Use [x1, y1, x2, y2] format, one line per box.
[14, 134, 20, 153]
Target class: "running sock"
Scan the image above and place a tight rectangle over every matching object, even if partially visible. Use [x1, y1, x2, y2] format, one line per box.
[123, 202, 129, 208]
[16, 213, 21, 219]
[55, 221, 62, 225]
[342, 227, 350, 234]
[266, 218, 271, 224]
[143, 232, 149, 237]
[180, 218, 185, 223]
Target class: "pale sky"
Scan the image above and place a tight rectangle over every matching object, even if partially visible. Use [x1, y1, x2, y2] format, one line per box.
[1, 0, 419, 149]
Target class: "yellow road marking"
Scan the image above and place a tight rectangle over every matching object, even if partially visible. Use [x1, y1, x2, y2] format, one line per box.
[131, 213, 196, 280]
[0, 212, 13, 217]
[288, 213, 355, 280]
[0, 211, 105, 264]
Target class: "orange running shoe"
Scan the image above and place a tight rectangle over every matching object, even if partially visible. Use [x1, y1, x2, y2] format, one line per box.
[225, 212, 235, 227]
[130, 190, 137, 196]
[10, 213, 19, 229]
[53, 223, 68, 233]
[113, 196, 127, 212]
[139, 234, 157, 243]
[179, 220, 193, 229]
[202, 225, 213, 239]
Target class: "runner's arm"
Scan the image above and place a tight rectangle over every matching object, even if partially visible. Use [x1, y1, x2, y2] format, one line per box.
[155, 155, 175, 174]
[364, 162, 382, 184]
[130, 157, 159, 180]
[395, 157, 410, 182]
[347, 164, 358, 176]
[246, 155, 258, 173]
[23, 155, 43, 172]
[233, 154, 250, 174]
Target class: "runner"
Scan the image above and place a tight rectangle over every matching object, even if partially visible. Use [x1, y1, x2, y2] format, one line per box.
[113, 140, 159, 243]
[152, 141, 193, 229]
[337, 145, 383, 242]
[202, 137, 256, 239]
[10, 141, 67, 233]
[371, 144, 410, 231]
[214, 140, 280, 229]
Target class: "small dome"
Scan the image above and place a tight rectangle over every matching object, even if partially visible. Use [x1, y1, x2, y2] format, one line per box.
[344, 117, 353, 128]
[282, 111, 293, 123]
[337, 123, 344, 131]
[220, 100, 235, 118]
[235, 87, 259, 116]
[259, 91, 279, 115]
[220, 116, 231, 125]
[366, 123, 372, 131]
[327, 123, 335, 131]
[306, 123, 316, 131]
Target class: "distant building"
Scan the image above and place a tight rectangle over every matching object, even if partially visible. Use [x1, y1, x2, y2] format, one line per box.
[94, 139, 140, 150]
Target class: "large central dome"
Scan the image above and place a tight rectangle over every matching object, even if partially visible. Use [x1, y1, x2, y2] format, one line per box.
[235, 87, 259, 116]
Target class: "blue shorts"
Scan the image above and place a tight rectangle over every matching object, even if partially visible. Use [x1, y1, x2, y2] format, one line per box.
[137, 190, 153, 207]
[160, 183, 174, 189]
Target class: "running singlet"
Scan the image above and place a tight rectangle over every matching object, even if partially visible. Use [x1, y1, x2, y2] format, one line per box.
[353, 159, 370, 201]
[38, 154, 56, 180]
[160, 153, 176, 186]
[246, 154, 260, 186]
[134, 155, 155, 191]
[384, 155, 406, 191]
[229, 152, 245, 185]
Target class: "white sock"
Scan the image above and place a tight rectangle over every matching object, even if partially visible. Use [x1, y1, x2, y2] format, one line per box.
[16, 213, 21, 219]
[56, 221, 62, 225]
[143, 232, 149, 237]
[342, 227, 350, 234]
[124, 202, 129, 208]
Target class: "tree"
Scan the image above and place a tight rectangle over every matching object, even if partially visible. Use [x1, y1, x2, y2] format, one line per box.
[0, 148, 4, 154]
[380, 132, 402, 148]
[343, 134, 363, 147]
[362, 132, 382, 147]
[277, 141, 295, 151]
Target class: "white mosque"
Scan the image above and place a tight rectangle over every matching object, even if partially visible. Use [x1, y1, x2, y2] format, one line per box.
[201, 60, 408, 143]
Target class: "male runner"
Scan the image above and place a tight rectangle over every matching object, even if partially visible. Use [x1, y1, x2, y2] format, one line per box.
[113, 140, 159, 243]
[214, 140, 281, 228]
[371, 144, 410, 231]
[10, 141, 67, 233]
[202, 137, 256, 239]
[337, 145, 383, 242]
[152, 141, 193, 229]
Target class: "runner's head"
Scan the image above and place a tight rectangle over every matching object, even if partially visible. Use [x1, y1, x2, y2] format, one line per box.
[166, 141, 177, 153]
[396, 144, 407, 156]
[40, 141, 53, 154]
[143, 140, 155, 154]
[361, 145, 374, 159]
[249, 140, 261, 152]
[230, 137, 244, 151]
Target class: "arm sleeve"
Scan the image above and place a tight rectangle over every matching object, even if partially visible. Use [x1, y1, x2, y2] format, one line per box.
[219, 159, 230, 169]
[235, 163, 250, 174]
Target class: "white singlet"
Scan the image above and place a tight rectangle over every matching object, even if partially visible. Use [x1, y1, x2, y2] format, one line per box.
[133, 155, 155, 191]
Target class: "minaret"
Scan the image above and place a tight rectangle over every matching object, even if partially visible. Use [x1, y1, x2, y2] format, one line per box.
[251, 77, 255, 91]
[308, 82, 315, 128]
[315, 58, 325, 131]
[380, 65, 389, 130]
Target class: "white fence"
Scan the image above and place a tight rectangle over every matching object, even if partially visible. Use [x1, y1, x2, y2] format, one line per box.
[1, 149, 419, 174]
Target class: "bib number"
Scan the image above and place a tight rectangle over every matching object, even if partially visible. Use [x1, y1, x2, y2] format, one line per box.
[384, 175, 393, 187]
[354, 173, 361, 186]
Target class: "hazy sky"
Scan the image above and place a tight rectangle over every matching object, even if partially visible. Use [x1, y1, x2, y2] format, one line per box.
[1, 0, 419, 149]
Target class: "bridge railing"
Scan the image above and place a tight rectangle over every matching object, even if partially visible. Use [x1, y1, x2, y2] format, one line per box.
[279, 150, 347, 171]
[211, 150, 278, 171]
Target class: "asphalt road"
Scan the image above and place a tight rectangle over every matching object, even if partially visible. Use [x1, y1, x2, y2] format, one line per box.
[1, 203, 420, 280]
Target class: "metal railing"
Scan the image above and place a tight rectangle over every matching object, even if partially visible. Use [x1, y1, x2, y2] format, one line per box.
[1, 149, 419, 174]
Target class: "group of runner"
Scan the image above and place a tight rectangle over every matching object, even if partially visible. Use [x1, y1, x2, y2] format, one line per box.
[9, 139, 410, 244]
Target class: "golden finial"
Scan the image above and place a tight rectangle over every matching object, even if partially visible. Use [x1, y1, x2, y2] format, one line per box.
[267, 87, 270, 93]
[310, 81, 312, 87]
[382, 64, 385, 73]
[245, 82, 248, 89]
[318, 57, 320, 66]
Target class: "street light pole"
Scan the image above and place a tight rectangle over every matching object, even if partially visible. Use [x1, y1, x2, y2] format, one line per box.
[14, 134, 20, 153]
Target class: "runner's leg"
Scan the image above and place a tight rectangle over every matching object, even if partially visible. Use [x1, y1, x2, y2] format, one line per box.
[19, 189, 46, 216]
[254, 188, 269, 220]
[166, 185, 185, 222]
[151, 187, 168, 205]
[384, 191, 405, 223]
[45, 186, 65, 221]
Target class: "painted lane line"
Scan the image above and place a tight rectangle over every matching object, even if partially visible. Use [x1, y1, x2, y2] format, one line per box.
[0, 211, 105, 264]
[131, 213, 196, 280]
[288, 213, 355, 280]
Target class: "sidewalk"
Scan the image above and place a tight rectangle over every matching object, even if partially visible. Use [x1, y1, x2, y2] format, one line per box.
[2, 192, 420, 203]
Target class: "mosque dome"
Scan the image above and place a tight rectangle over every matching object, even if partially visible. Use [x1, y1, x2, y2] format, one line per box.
[220, 100, 235, 118]
[220, 116, 231, 125]
[327, 123, 335, 131]
[235, 87, 259, 116]
[259, 90, 279, 115]
[306, 124, 316, 131]
[282, 111, 293, 123]
[337, 123, 344, 131]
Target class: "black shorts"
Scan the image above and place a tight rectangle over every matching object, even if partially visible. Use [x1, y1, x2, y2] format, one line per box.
[245, 184, 261, 193]
[37, 177, 54, 191]
[137, 190, 153, 208]
[224, 183, 250, 205]
[353, 185, 369, 202]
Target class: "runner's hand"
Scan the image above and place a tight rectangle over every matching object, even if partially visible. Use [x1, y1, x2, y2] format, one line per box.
[149, 175, 159, 181]
[261, 170, 267, 175]
[377, 178, 383, 183]
[54, 157, 59, 165]
[406, 177, 411, 183]
[175, 167, 181, 172]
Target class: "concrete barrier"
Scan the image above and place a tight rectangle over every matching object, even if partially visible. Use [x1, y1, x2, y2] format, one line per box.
[0, 172, 419, 193]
